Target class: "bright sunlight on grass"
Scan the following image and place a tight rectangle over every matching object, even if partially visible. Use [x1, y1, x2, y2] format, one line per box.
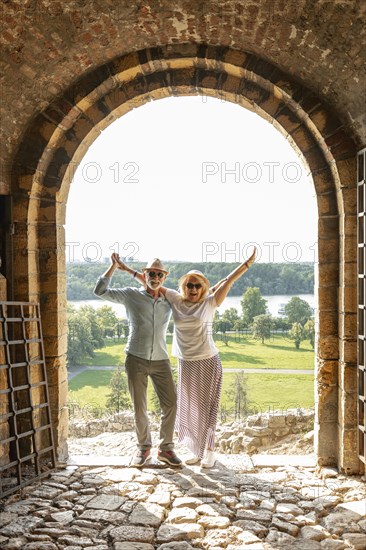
[68, 369, 314, 414]
[74, 334, 314, 370]
[68, 332, 315, 416]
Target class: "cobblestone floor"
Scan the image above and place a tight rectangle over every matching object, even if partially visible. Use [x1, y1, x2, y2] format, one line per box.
[0, 432, 365, 550]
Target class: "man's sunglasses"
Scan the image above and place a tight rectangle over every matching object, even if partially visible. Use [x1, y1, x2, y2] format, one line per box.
[148, 271, 165, 279]
[186, 282, 202, 289]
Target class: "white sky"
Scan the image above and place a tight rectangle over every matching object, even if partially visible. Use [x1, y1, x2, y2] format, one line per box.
[65, 96, 317, 264]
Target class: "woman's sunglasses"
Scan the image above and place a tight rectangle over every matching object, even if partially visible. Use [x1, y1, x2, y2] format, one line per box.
[148, 271, 165, 279]
[186, 282, 202, 289]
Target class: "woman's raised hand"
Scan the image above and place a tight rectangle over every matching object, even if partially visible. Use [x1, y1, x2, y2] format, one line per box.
[246, 246, 257, 267]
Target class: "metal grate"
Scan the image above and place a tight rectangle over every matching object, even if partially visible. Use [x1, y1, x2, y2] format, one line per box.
[357, 148, 366, 465]
[0, 301, 56, 498]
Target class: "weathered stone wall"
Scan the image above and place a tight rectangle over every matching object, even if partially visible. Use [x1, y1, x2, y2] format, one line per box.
[218, 409, 314, 455]
[68, 408, 314, 456]
[0, 0, 365, 196]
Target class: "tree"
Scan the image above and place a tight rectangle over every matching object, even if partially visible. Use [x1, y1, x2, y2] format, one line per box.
[96, 305, 121, 338]
[67, 304, 109, 366]
[67, 315, 93, 365]
[66, 261, 315, 300]
[77, 305, 104, 348]
[280, 265, 304, 294]
[304, 318, 315, 348]
[106, 367, 132, 413]
[225, 372, 249, 420]
[221, 308, 240, 331]
[241, 287, 267, 326]
[115, 320, 126, 340]
[289, 322, 304, 349]
[284, 296, 312, 326]
[272, 316, 291, 332]
[212, 311, 221, 335]
[252, 314, 273, 344]
[233, 319, 247, 332]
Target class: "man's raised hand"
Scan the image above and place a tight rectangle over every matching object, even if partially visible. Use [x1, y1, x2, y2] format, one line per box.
[111, 252, 127, 271]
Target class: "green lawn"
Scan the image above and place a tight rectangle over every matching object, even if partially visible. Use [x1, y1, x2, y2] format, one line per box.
[85, 342, 125, 366]
[75, 334, 314, 370]
[68, 370, 314, 417]
[68, 334, 315, 417]
[221, 373, 314, 412]
[69, 370, 114, 416]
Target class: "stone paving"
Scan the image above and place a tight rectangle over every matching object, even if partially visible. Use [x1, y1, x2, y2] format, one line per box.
[0, 438, 365, 550]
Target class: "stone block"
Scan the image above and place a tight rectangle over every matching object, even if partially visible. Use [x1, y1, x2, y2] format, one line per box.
[318, 192, 340, 218]
[342, 214, 357, 237]
[36, 201, 57, 224]
[37, 117, 60, 144]
[310, 108, 343, 139]
[338, 362, 358, 392]
[220, 73, 241, 97]
[315, 384, 338, 424]
[43, 332, 68, 357]
[317, 336, 339, 360]
[340, 338, 357, 364]
[314, 421, 337, 463]
[303, 146, 329, 173]
[339, 186, 357, 215]
[339, 286, 357, 313]
[338, 428, 360, 474]
[290, 125, 316, 153]
[339, 260, 357, 287]
[40, 292, 67, 311]
[38, 272, 67, 294]
[258, 92, 282, 118]
[111, 50, 141, 76]
[316, 359, 338, 386]
[223, 48, 250, 68]
[17, 174, 35, 193]
[275, 107, 302, 135]
[341, 233, 357, 264]
[339, 387, 358, 429]
[339, 312, 357, 339]
[331, 137, 357, 161]
[335, 158, 357, 187]
[318, 310, 338, 337]
[318, 238, 339, 263]
[317, 262, 339, 286]
[313, 168, 336, 195]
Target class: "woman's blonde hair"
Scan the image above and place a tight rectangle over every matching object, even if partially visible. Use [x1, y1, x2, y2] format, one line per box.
[178, 273, 210, 302]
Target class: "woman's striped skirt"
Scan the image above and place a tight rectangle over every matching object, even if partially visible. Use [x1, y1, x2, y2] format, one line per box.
[175, 353, 223, 459]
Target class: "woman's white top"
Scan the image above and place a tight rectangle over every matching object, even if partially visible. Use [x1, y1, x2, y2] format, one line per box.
[165, 288, 219, 360]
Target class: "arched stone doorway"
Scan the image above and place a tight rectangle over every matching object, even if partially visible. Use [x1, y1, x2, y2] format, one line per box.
[9, 45, 360, 473]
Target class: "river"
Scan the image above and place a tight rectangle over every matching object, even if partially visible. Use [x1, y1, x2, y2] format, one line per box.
[70, 294, 315, 318]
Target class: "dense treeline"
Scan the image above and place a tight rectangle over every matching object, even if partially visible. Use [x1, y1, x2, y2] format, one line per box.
[67, 261, 314, 300]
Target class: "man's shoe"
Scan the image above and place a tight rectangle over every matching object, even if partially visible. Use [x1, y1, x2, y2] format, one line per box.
[157, 449, 182, 467]
[201, 449, 216, 468]
[131, 448, 151, 467]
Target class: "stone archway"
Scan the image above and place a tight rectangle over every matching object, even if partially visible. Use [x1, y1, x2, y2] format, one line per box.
[10, 44, 359, 472]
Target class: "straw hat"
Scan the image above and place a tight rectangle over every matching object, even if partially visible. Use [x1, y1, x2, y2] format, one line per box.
[141, 258, 169, 275]
[183, 269, 210, 286]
